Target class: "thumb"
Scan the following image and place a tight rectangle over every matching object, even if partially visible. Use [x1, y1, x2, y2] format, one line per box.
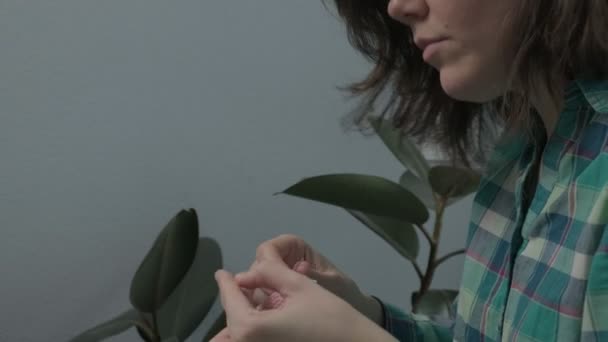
[238, 260, 305, 295]
[292, 261, 329, 288]
[215, 270, 254, 319]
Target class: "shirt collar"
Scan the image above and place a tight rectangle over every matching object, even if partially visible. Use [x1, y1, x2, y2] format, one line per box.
[574, 79, 608, 113]
[548, 78, 608, 142]
[486, 78, 608, 174]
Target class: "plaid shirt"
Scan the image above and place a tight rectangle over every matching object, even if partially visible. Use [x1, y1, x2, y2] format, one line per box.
[378, 79, 608, 341]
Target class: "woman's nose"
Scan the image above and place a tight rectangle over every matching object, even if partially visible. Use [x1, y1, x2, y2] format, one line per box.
[387, 0, 429, 25]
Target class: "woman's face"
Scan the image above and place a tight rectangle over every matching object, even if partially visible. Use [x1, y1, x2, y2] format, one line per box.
[387, 0, 516, 102]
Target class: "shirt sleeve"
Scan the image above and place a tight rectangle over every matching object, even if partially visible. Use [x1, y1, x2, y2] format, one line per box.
[373, 296, 454, 342]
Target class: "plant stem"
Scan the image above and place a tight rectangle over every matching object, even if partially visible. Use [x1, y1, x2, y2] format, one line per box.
[412, 261, 424, 280]
[414, 223, 433, 245]
[432, 197, 446, 243]
[131, 320, 157, 342]
[412, 196, 447, 312]
[435, 249, 466, 268]
[152, 311, 159, 340]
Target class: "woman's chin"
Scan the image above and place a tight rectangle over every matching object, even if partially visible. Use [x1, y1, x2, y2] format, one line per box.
[439, 66, 503, 103]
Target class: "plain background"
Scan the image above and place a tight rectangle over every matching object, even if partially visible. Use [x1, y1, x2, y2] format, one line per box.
[0, 1, 472, 341]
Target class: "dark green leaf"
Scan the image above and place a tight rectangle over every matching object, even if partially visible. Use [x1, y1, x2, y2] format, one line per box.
[412, 289, 458, 319]
[282, 174, 429, 224]
[130, 209, 200, 312]
[69, 309, 139, 342]
[401, 170, 467, 208]
[157, 238, 222, 341]
[348, 210, 419, 261]
[202, 311, 226, 342]
[428, 166, 481, 198]
[162, 338, 179, 342]
[369, 117, 430, 180]
[399, 171, 436, 209]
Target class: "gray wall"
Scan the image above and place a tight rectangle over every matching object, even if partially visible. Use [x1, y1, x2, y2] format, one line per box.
[0, 1, 471, 341]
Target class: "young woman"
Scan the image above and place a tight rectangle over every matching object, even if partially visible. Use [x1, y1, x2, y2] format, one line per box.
[211, 0, 608, 341]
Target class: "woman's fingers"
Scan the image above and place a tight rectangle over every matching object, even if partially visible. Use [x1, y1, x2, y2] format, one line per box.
[255, 234, 310, 265]
[292, 260, 311, 274]
[238, 260, 305, 295]
[299, 263, 332, 288]
[215, 270, 254, 318]
[234, 268, 259, 288]
[236, 259, 314, 288]
[237, 235, 314, 289]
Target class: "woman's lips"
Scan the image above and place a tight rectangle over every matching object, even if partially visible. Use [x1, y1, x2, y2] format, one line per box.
[415, 37, 448, 62]
[422, 39, 445, 61]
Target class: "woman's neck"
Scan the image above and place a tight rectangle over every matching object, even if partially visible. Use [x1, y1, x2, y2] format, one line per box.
[530, 77, 569, 137]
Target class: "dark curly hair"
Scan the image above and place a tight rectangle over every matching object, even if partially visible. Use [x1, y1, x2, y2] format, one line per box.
[329, 0, 608, 166]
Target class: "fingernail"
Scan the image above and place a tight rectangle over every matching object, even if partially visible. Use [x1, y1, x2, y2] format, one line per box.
[294, 261, 309, 274]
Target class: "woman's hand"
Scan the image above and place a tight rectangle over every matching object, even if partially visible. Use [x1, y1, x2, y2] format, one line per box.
[235, 234, 383, 325]
[210, 260, 397, 342]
